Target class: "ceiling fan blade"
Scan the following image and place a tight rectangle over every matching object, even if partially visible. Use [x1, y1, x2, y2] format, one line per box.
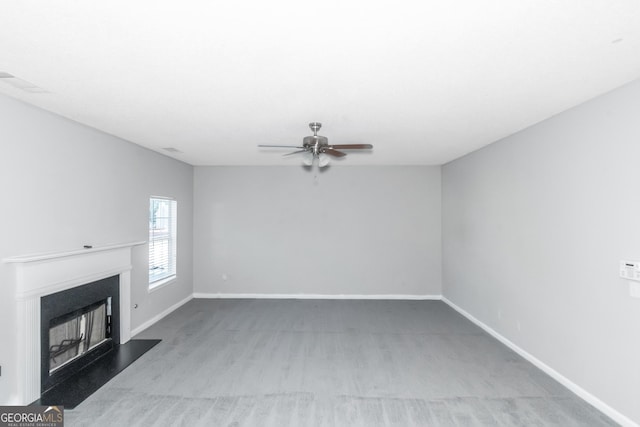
[283, 150, 308, 157]
[329, 144, 373, 149]
[258, 145, 304, 148]
[322, 148, 347, 157]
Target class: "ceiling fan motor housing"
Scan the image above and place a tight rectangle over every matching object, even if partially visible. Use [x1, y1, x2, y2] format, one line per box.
[303, 134, 329, 155]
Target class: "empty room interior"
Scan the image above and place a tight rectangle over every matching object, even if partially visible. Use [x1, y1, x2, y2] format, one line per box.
[1, 2, 640, 426]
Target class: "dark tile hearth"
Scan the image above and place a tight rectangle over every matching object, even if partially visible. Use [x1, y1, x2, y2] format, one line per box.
[34, 339, 160, 409]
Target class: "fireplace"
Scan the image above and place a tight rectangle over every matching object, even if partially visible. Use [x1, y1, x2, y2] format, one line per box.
[40, 275, 120, 394]
[3, 242, 143, 405]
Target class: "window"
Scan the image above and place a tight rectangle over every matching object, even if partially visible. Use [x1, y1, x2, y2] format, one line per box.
[149, 197, 177, 288]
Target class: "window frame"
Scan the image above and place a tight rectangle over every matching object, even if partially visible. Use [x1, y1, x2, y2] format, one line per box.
[148, 196, 177, 291]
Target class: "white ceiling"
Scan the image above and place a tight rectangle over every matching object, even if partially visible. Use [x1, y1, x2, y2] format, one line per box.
[1, 1, 640, 166]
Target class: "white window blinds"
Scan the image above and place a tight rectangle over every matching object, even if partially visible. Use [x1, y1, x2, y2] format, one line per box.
[149, 197, 177, 286]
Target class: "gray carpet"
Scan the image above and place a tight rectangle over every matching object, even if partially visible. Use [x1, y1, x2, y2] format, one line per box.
[65, 299, 617, 426]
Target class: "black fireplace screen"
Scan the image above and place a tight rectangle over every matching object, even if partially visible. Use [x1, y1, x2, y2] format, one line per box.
[48, 298, 110, 374]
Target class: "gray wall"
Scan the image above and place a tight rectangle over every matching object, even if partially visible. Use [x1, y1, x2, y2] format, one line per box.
[194, 166, 441, 296]
[0, 94, 193, 405]
[442, 79, 640, 423]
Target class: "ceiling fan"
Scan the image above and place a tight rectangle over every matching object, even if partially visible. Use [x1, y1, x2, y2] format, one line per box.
[258, 122, 373, 167]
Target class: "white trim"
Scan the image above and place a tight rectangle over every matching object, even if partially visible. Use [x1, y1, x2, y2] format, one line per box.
[442, 297, 638, 427]
[16, 265, 131, 301]
[131, 294, 194, 337]
[148, 275, 177, 293]
[3, 241, 145, 263]
[193, 293, 442, 300]
[149, 195, 176, 201]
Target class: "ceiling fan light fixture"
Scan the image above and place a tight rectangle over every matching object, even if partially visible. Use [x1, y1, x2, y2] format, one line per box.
[318, 153, 330, 168]
[302, 151, 314, 166]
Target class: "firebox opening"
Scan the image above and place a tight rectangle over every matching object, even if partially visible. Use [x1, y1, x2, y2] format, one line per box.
[48, 298, 112, 374]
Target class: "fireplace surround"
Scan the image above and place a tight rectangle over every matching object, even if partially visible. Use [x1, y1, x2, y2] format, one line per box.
[4, 241, 144, 405]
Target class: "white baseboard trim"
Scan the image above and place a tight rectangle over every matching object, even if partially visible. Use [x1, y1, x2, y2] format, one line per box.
[130, 294, 194, 337]
[193, 293, 442, 300]
[442, 296, 638, 427]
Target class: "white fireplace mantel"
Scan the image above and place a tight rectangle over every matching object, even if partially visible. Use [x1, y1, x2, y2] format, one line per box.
[4, 241, 145, 405]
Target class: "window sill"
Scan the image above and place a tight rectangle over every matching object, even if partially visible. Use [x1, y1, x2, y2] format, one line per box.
[149, 275, 177, 293]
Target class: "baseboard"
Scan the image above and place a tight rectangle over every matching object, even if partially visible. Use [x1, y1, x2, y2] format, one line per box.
[193, 293, 442, 300]
[130, 294, 194, 337]
[441, 296, 638, 427]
